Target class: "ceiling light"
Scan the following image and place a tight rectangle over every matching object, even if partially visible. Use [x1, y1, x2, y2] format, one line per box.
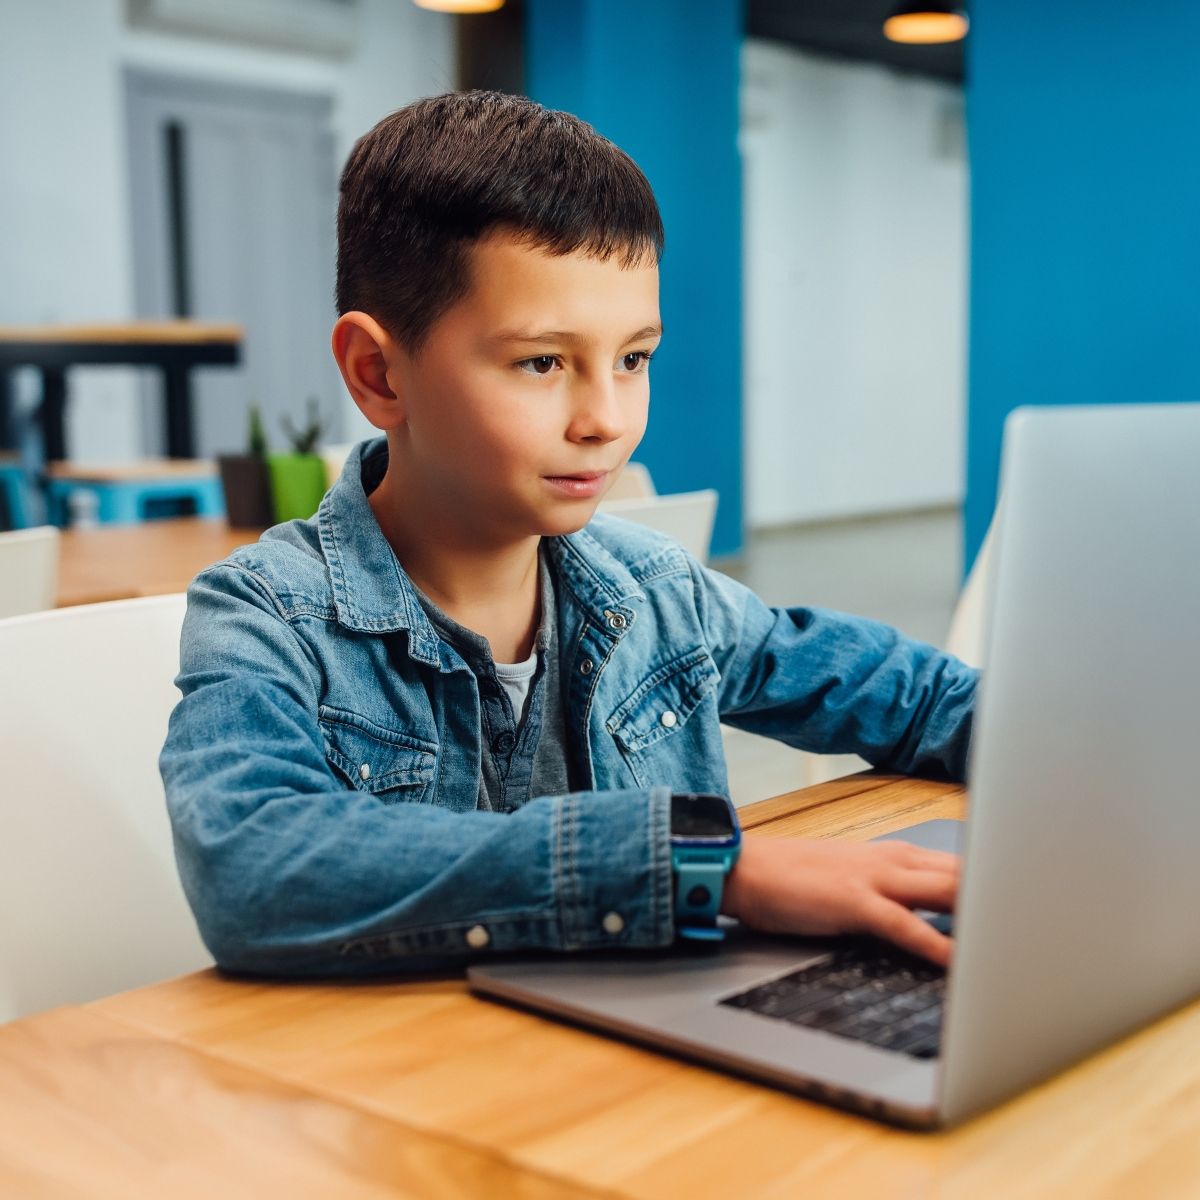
[883, 2, 968, 45]
[412, 0, 505, 12]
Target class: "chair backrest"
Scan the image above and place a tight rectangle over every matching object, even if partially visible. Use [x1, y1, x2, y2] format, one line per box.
[322, 442, 357, 489]
[603, 461, 656, 502]
[598, 489, 719, 563]
[0, 594, 211, 1023]
[0, 526, 60, 618]
[945, 511, 998, 668]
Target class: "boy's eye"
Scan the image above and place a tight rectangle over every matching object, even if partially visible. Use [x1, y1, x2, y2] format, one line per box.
[515, 350, 654, 376]
[517, 355, 559, 376]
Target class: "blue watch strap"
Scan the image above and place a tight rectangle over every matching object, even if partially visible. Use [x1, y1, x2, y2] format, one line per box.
[671, 850, 738, 940]
[674, 860, 727, 923]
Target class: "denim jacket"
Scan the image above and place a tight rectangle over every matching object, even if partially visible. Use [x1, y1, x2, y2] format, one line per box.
[162, 439, 978, 976]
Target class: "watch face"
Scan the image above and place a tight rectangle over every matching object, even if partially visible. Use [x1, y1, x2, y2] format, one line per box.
[671, 792, 736, 840]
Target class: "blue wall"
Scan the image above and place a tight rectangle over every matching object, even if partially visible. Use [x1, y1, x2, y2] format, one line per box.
[966, 1, 1200, 568]
[524, 0, 744, 556]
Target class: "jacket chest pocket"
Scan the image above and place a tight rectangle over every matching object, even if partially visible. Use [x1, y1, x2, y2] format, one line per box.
[319, 706, 437, 804]
[606, 649, 719, 788]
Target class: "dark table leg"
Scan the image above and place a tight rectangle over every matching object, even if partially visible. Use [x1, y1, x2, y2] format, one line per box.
[163, 365, 195, 458]
[0, 370, 17, 452]
[39, 367, 67, 462]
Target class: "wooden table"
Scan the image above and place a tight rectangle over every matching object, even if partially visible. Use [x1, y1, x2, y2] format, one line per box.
[56, 516, 263, 607]
[0, 321, 242, 460]
[4, 774, 1200, 1198]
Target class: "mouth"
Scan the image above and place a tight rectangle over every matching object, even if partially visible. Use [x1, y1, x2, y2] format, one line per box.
[542, 471, 610, 499]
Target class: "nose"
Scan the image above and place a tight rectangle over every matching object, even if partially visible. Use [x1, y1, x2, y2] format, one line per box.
[566, 374, 625, 444]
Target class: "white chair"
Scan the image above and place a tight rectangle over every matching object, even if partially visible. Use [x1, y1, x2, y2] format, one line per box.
[604, 461, 656, 501]
[598, 489, 719, 563]
[321, 442, 357, 489]
[946, 510, 999, 669]
[0, 526, 60, 617]
[0, 594, 211, 1023]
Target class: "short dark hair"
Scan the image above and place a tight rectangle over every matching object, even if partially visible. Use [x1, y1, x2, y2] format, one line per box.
[336, 90, 665, 349]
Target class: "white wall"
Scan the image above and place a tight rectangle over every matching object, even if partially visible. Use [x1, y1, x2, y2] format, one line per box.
[741, 39, 967, 527]
[0, 0, 454, 461]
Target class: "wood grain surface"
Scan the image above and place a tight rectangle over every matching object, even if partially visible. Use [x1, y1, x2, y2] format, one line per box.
[0, 321, 243, 344]
[4, 775, 1199, 1197]
[0, 1005, 608, 1199]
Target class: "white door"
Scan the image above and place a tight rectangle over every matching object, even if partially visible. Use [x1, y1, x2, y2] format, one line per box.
[125, 69, 342, 457]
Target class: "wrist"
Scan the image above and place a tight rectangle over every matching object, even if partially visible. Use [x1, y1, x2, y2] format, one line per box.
[720, 856, 744, 921]
[720, 839, 758, 922]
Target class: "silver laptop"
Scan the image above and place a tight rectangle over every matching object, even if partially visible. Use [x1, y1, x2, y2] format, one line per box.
[469, 403, 1200, 1128]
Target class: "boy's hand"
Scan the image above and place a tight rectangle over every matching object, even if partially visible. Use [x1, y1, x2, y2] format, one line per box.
[721, 837, 959, 967]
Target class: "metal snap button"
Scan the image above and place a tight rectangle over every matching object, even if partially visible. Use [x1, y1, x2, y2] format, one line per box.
[491, 731, 516, 755]
[579, 659, 593, 675]
[465, 924, 491, 949]
[359, 763, 371, 781]
[660, 711, 678, 729]
[602, 911, 625, 935]
[604, 609, 628, 630]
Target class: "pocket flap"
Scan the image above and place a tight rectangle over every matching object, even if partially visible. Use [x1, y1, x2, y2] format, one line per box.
[606, 649, 718, 754]
[319, 707, 437, 796]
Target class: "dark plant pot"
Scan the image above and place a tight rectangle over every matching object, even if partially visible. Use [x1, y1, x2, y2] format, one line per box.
[267, 452, 328, 523]
[217, 454, 274, 528]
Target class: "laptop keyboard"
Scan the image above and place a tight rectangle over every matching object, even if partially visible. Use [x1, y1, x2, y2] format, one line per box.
[720, 946, 947, 1059]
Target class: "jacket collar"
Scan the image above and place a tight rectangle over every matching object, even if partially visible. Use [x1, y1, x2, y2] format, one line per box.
[317, 439, 441, 664]
[317, 439, 645, 659]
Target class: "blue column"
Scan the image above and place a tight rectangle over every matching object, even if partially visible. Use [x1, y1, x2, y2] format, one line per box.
[525, 0, 744, 556]
[966, 0, 1200, 568]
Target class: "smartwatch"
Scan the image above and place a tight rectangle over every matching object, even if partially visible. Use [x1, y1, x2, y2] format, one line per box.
[669, 792, 742, 942]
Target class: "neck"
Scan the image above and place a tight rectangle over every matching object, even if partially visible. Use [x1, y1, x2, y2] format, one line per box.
[368, 459, 542, 663]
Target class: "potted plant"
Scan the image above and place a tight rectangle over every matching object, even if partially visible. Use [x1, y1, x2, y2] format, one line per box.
[268, 397, 329, 522]
[217, 403, 275, 527]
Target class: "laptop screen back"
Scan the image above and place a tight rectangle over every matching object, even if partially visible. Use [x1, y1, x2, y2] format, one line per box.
[940, 402, 1200, 1123]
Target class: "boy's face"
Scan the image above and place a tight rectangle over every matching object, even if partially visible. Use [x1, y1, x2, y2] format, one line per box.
[385, 230, 660, 541]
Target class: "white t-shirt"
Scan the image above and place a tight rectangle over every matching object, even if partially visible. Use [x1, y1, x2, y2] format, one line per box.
[493, 646, 539, 726]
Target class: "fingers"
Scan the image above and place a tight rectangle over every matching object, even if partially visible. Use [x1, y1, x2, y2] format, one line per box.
[860, 894, 954, 968]
[730, 837, 960, 964]
[884, 841, 961, 876]
[880, 868, 957, 913]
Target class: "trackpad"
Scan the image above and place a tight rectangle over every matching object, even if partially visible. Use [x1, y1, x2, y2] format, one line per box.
[872, 818, 963, 855]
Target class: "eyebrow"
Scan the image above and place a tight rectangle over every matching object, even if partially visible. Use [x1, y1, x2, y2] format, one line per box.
[489, 323, 664, 346]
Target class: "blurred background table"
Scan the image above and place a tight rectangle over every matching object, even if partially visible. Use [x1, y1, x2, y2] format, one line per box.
[56, 517, 261, 607]
[0, 321, 243, 460]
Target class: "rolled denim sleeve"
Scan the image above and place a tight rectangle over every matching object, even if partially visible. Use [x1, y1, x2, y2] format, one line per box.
[690, 562, 978, 780]
[161, 564, 675, 977]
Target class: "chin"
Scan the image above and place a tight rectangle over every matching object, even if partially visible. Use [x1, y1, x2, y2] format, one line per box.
[536, 501, 602, 538]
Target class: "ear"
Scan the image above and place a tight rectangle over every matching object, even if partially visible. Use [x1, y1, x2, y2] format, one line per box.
[331, 312, 407, 430]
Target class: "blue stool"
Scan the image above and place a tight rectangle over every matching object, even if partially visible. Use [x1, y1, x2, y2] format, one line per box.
[46, 460, 225, 527]
[0, 454, 32, 529]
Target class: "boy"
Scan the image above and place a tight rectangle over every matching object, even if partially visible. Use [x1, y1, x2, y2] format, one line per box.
[161, 91, 975, 979]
